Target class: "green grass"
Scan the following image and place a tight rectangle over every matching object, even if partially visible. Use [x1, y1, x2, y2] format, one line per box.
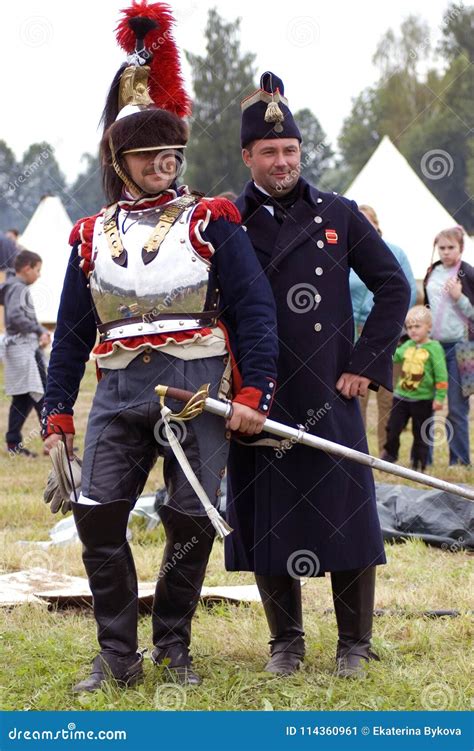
[0, 363, 472, 711]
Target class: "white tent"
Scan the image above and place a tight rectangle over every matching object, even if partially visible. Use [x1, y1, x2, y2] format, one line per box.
[19, 195, 73, 324]
[345, 135, 474, 279]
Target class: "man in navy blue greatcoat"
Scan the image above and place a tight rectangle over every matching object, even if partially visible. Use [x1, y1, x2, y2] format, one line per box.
[225, 72, 411, 678]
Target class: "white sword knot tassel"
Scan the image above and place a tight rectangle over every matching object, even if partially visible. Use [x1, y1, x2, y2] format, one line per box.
[159, 404, 233, 538]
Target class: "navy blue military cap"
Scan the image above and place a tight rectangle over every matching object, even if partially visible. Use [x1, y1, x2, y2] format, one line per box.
[240, 71, 302, 148]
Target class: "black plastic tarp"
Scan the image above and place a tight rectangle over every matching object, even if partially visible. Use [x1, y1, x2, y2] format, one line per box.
[154, 479, 474, 551]
[376, 482, 474, 550]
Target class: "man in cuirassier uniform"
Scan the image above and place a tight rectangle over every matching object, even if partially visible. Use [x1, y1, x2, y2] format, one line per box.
[42, 3, 278, 693]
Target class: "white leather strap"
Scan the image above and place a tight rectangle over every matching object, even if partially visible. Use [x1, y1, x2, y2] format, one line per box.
[160, 405, 233, 538]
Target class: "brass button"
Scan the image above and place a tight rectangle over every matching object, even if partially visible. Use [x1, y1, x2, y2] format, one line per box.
[143, 354, 151, 363]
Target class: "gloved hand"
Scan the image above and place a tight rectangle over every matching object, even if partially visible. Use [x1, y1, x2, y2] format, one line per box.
[44, 441, 82, 514]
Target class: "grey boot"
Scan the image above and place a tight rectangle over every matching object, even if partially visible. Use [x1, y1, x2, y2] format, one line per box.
[331, 566, 380, 678]
[255, 574, 305, 675]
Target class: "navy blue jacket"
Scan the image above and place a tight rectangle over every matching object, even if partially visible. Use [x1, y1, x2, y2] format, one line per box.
[225, 178, 411, 575]
[43, 215, 278, 431]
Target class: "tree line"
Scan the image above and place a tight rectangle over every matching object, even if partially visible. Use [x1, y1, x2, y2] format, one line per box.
[0, 3, 472, 233]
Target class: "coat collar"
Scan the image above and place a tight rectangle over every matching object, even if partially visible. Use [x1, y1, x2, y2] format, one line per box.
[237, 179, 331, 273]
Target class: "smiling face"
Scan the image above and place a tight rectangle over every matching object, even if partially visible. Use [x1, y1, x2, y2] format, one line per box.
[242, 138, 301, 197]
[122, 149, 181, 196]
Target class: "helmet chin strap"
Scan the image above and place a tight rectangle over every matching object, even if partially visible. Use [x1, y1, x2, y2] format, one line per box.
[109, 136, 145, 197]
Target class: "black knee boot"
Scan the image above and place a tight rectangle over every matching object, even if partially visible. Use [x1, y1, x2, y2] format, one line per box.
[331, 566, 380, 678]
[72, 500, 143, 693]
[255, 575, 305, 675]
[152, 506, 215, 685]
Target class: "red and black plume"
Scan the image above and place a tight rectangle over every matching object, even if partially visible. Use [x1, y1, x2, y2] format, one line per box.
[101, 1, 192, 131]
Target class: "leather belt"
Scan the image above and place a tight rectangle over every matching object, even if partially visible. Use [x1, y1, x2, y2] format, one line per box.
[98, 312, 218, 342]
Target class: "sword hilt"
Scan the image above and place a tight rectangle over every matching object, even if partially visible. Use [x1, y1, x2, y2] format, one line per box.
[155, 385, 195, 403]
[155, 383, 214, 421]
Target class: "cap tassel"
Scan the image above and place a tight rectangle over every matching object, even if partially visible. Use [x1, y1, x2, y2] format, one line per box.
[264, 101, 284, 124]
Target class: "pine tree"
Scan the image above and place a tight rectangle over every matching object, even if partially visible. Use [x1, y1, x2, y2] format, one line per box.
[66, 153, 106, 222]
[294, 109, 334, 186]
[185, 9, 256, 195]
[0, 140, 24, 230]
[16, 142, 68, 224]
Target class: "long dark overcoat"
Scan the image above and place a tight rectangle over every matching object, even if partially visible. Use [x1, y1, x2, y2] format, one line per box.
[225, 179, 411, 575]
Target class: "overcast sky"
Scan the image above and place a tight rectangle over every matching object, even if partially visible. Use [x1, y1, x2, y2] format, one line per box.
[1, 0, 454, 181]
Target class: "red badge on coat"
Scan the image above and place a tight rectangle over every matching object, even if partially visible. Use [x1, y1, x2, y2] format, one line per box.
[325, 229, 338, 244]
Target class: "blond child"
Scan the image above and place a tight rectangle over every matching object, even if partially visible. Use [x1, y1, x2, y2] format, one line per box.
[382, 306, 448, 471]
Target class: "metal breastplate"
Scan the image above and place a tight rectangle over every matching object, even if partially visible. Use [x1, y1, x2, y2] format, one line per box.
[89, 202, 217, 341]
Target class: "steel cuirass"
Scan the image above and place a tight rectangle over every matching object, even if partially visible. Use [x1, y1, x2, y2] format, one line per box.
[89, 200, 218, 342]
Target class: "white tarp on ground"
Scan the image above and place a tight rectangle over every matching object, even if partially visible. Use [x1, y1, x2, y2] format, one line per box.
[345, 135, 474, 279]
[0, 568, 268, 608]
[19, 195, 72, 324]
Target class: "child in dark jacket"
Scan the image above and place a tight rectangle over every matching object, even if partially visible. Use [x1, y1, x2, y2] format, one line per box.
[2, 250, 50, 456]
[382, 305, 448, 471]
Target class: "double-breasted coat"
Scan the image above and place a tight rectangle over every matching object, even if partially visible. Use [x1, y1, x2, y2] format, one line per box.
[225, 179, 411, 575]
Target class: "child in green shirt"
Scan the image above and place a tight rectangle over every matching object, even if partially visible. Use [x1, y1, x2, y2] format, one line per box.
[381, 305, 448, 471]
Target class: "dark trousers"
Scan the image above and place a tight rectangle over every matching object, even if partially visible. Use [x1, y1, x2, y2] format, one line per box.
[384, 398, 433, 470]
[6, 394, 43, 446]
[6, 349, 46, 446]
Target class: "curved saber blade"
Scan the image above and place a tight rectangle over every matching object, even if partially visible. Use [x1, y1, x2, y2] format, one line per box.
[155, 384, 474, 502]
